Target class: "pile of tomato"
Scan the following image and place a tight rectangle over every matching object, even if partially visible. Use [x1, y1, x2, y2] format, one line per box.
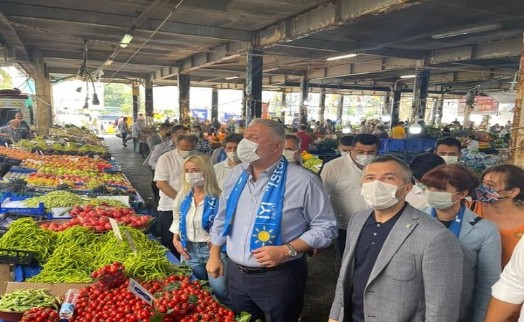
[40, 205, 151, 232]
[71, 263, 236, 322]
[21, 307, 60, 322]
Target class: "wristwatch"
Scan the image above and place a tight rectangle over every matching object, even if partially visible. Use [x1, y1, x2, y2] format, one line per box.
[286, 243, 298, 257]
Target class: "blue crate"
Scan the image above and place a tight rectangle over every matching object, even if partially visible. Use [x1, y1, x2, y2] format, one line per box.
[14, 264, 42, 281]
[379, 139, 406, 153]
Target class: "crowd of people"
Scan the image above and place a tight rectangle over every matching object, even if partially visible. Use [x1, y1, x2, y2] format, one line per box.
[131, 116, 524, 322]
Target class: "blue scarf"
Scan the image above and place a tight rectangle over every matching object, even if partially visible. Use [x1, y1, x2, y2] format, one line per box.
[218, 149, 227, 162]
[431, 203, 465, 238]
[179, 191, 219, 247]
[222, 158, 288, 251]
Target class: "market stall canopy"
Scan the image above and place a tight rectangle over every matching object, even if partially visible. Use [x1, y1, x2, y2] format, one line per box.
[0, 0, 522, 93]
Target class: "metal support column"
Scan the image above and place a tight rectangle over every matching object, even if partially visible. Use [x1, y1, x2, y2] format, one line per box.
[281, 91, 286, 121]
[245, 49, 263, 124]
[145, 78, 154, 123]
[178, 73, 191, 125]
[30, 49, 53, 136]
[392, 89, 402, 127]
[132, 81, 139, 121]
[337, 94, 344, 122]
[434, 95, 444, 128]
[411, 69, 430, 123]
[211, 87, 219, 121]
[299, 73, 309, 125]
[509, 32, 524, 167]
[383, 92, 391, 116]
[318, 88, 326, 123]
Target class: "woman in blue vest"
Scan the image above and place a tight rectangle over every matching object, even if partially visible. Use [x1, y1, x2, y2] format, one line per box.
[421, 164, 501, 322]
[170, 155, 229, 305]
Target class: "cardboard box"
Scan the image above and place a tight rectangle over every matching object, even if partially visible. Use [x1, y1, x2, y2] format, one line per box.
[0, 282, 91, 322]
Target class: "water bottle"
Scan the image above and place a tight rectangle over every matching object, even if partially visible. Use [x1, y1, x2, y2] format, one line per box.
[59, 288, 80, 321]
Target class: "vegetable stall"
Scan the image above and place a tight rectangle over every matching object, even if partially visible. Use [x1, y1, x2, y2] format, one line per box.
[0, 129, 248, 322]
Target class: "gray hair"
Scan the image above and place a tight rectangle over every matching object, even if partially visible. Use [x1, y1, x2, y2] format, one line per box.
[366, 154, 412, 183]
[176, 134, 199, 146]
[249, 118, 285, 142]
[285, 134, 301, 150]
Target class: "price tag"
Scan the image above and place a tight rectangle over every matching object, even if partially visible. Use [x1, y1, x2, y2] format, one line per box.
[108, 217, 123, 241]
[128, 278, 154, 306]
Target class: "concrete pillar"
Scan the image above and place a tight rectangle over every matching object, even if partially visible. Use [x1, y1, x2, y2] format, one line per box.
[132, 81, 139, 121]
[318, 88, 326, 122]
[30, 49, 53, 136]
[391, 89, 402, 126]
[241, 86, 247, 124]
[509, 33, 524, 167]
[145, 78, 154, 123]
[463, 91, 474, 129]
[245, 49, 263, 124]
[411, 69, 430, 122]
[211, 87, 218, 121]
[178, 73, 190, 125]
[337, 94, 344, 121]
[299, 73, 309, 124]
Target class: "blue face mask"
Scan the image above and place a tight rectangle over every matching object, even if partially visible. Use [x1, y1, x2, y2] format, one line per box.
[475, 184, 506, 203]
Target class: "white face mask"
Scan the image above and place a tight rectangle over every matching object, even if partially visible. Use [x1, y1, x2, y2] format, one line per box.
[441, 155, 458, 165]
[354, 154, 374, 166]
[185, 172, 205, 187]
[425, 190, 460, 209]
[283, 150, 298, 163]
[361, 180, 402, 209]
[179, 150, 195, 159]
[236, 138, 261, 163]
[226, 151, 240, 163]
[340, 151, 350, 157]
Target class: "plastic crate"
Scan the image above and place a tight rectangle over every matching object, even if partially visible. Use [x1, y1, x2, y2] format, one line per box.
[8, 166, 37, 174]
[0, 249, 35, 265]
[14, 264, 42, 282]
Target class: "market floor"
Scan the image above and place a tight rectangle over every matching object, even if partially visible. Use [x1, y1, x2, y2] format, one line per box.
[104, 135, 338, 321]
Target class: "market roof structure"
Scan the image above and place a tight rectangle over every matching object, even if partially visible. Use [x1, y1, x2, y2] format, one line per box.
[0, 0, 523, 93]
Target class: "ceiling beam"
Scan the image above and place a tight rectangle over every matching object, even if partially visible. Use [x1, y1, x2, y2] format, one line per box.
[152, 66, 179, 80]
[168, 0, 423, 77]
[256, 0, 424, 47]
[430, 38, 522, 65]
[2, 3, 251, 42]
[0, 8, 32, 73]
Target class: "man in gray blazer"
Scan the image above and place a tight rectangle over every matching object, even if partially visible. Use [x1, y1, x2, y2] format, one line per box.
[329, 155, 463, 322]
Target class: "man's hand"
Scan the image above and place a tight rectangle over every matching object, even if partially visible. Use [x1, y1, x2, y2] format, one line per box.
[206, 245, 224, 279]
[172, 235, 189, 260]
[252, 245, 288, 267]
[328, 319, 338, 322]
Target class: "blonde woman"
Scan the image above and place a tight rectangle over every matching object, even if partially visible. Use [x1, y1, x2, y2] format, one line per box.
[170, 155, 229, 305]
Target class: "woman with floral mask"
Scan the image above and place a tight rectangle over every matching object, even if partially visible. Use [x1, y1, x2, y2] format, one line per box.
[170, 155, 229, 305]
[421, 164, 501, 322]
[470, 164, 524, 268]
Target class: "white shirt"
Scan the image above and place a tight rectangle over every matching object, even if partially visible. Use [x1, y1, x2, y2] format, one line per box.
[320, 154, 369, 229]
[169, 192, 209, 243]
[406, 182, 431, 213]
[492, 237, 524, 321]
[213, 160, 238, 190]
[153, 149, 185, 211]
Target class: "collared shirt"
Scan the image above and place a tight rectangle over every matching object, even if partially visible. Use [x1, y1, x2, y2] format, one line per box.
[170, 192, 208, 243]
[405, 182, 431, 213]
[320, 154, 369, 229]
[492, 237, 524, 321]
[209, 160, 337, 267]
[213, 160, 238, 190]
[148, 140, 176, 170]
[153, 149, 184, 211]
[350, 205, 405, 322]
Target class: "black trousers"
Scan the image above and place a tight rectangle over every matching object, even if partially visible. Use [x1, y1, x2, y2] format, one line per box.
[227, 257, 307, 322]
[151, 170, 160, 202]
[158, 210, 180, 260]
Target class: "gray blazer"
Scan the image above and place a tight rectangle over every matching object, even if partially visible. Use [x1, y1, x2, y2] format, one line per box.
[329, 204, 464, 322]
